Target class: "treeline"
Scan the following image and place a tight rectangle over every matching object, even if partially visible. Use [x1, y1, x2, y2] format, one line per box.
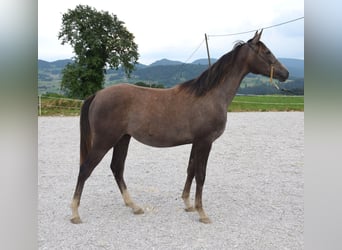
[39, 59, 304, 96]
[133, 78, 303, 95]
[134, 82, 165, 88]
[238, 78, 304, 95]
[107, 64, 303, 94]
[108, 64, 208, 87]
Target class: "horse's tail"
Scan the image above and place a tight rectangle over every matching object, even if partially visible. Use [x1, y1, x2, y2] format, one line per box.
[80, 94, 96, 166]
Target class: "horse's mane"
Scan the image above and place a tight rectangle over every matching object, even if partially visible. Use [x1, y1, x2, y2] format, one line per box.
[179, 41, 246, 96]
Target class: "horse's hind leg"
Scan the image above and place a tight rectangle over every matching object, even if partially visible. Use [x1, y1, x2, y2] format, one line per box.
[71, 143, 111, 224]
[110, 134, 143, 215]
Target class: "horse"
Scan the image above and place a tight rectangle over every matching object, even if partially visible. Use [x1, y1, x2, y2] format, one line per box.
[70, 30, 289, 224]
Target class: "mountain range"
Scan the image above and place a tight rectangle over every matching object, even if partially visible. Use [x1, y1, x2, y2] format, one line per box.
[38, 57, 304, 95]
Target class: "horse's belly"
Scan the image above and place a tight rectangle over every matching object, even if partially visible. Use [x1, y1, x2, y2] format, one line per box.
[134, 136, 191, 147]
[130, 124, 192, 148]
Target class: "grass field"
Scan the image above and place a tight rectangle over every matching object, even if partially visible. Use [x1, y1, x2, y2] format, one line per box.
[39, 95, 83, 116]
[39, 95, 304, 116]
[230, 95, 304, 112]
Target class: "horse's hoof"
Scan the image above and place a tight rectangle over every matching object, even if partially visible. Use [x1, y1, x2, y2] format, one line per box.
[199, 217, 211, 224]
[70, 217, 82, 224]
[184, 206, 195, 212]
[133, 207, 144, 214]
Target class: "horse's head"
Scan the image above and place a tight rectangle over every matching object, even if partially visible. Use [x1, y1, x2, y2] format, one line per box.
[245, 30, 289, 82]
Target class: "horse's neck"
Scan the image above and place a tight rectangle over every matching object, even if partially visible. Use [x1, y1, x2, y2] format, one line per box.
[212, 63, 249, 108]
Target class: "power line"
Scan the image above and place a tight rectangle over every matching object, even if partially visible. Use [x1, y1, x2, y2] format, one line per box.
[175, 39, 205, 80]
[183, 39, 205, 64]
[177, 16, 304, 75]
[262, 16, 304, 30]
[208, 16, 304, 38]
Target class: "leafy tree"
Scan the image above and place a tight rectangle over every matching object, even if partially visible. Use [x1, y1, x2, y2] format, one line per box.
[58, 4, 139, 98]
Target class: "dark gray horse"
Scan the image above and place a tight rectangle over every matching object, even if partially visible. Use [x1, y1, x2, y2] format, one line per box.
[70, 30, 289, 224]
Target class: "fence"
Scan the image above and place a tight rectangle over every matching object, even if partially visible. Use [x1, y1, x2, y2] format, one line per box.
[38, 94, 303, 116]
[38, 95, 83, 116]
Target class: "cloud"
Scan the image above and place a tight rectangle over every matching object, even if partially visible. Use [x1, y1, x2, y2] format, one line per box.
[38, 0, 304, 64]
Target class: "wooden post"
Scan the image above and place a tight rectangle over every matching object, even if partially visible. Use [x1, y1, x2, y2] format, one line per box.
[205, 33, 211, 67]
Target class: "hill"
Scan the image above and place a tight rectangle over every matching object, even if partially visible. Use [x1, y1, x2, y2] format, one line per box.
[38, 59, 73, 70]
[279, 58, 304, 78]
[150, 58, 183, 66]
[192, 58, 218, 65]
[38, 57, 304, 95]
[38, 59, 73, 81]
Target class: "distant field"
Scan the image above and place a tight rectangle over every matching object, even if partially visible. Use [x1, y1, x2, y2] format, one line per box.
[38, 81, 63, 96]
[229, 95, 304, 112]
[38, 95, 304, 116]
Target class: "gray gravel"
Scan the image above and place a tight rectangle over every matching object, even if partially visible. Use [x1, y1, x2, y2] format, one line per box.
[38, 112, 303, 250]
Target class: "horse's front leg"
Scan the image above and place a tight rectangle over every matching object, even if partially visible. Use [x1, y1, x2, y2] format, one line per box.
[182, 140, 212, 223]
[182, 145, 196, 212]
[193, 140, 212, 223]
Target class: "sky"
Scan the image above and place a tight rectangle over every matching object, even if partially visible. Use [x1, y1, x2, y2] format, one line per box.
[38, 0, 304, 65]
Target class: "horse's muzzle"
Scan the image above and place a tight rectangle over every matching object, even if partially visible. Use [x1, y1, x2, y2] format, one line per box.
[277, 69, 289, 82]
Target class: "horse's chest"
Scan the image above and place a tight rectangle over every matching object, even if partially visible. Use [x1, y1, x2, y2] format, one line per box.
[194, 113, 227, 142]
[208, 119, 227, 141]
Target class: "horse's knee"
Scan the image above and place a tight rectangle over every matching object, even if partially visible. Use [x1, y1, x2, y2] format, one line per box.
[195, 172, 206, 185]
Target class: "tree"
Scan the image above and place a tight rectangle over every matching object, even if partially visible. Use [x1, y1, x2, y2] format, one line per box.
[58, 5, 139, 98]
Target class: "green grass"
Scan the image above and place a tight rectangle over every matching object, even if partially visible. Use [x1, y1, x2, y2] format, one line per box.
[38, 95, 304, 116]
[39, 95, 83, 116]
[229, 95, 304, 112]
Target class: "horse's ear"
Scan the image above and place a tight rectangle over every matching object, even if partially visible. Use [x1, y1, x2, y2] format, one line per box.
[253, 30, 258, 39]
[258, 29, 263, 39]
[251, 29, 263, 44]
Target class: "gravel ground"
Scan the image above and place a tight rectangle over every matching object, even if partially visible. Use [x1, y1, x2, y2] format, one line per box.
[38, 112, 303, 250]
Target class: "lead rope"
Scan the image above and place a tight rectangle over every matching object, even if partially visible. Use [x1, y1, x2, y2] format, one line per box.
[269, 65, 278, 88]
[269, 64, 297, 94]
[269, 64, 280, 90]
